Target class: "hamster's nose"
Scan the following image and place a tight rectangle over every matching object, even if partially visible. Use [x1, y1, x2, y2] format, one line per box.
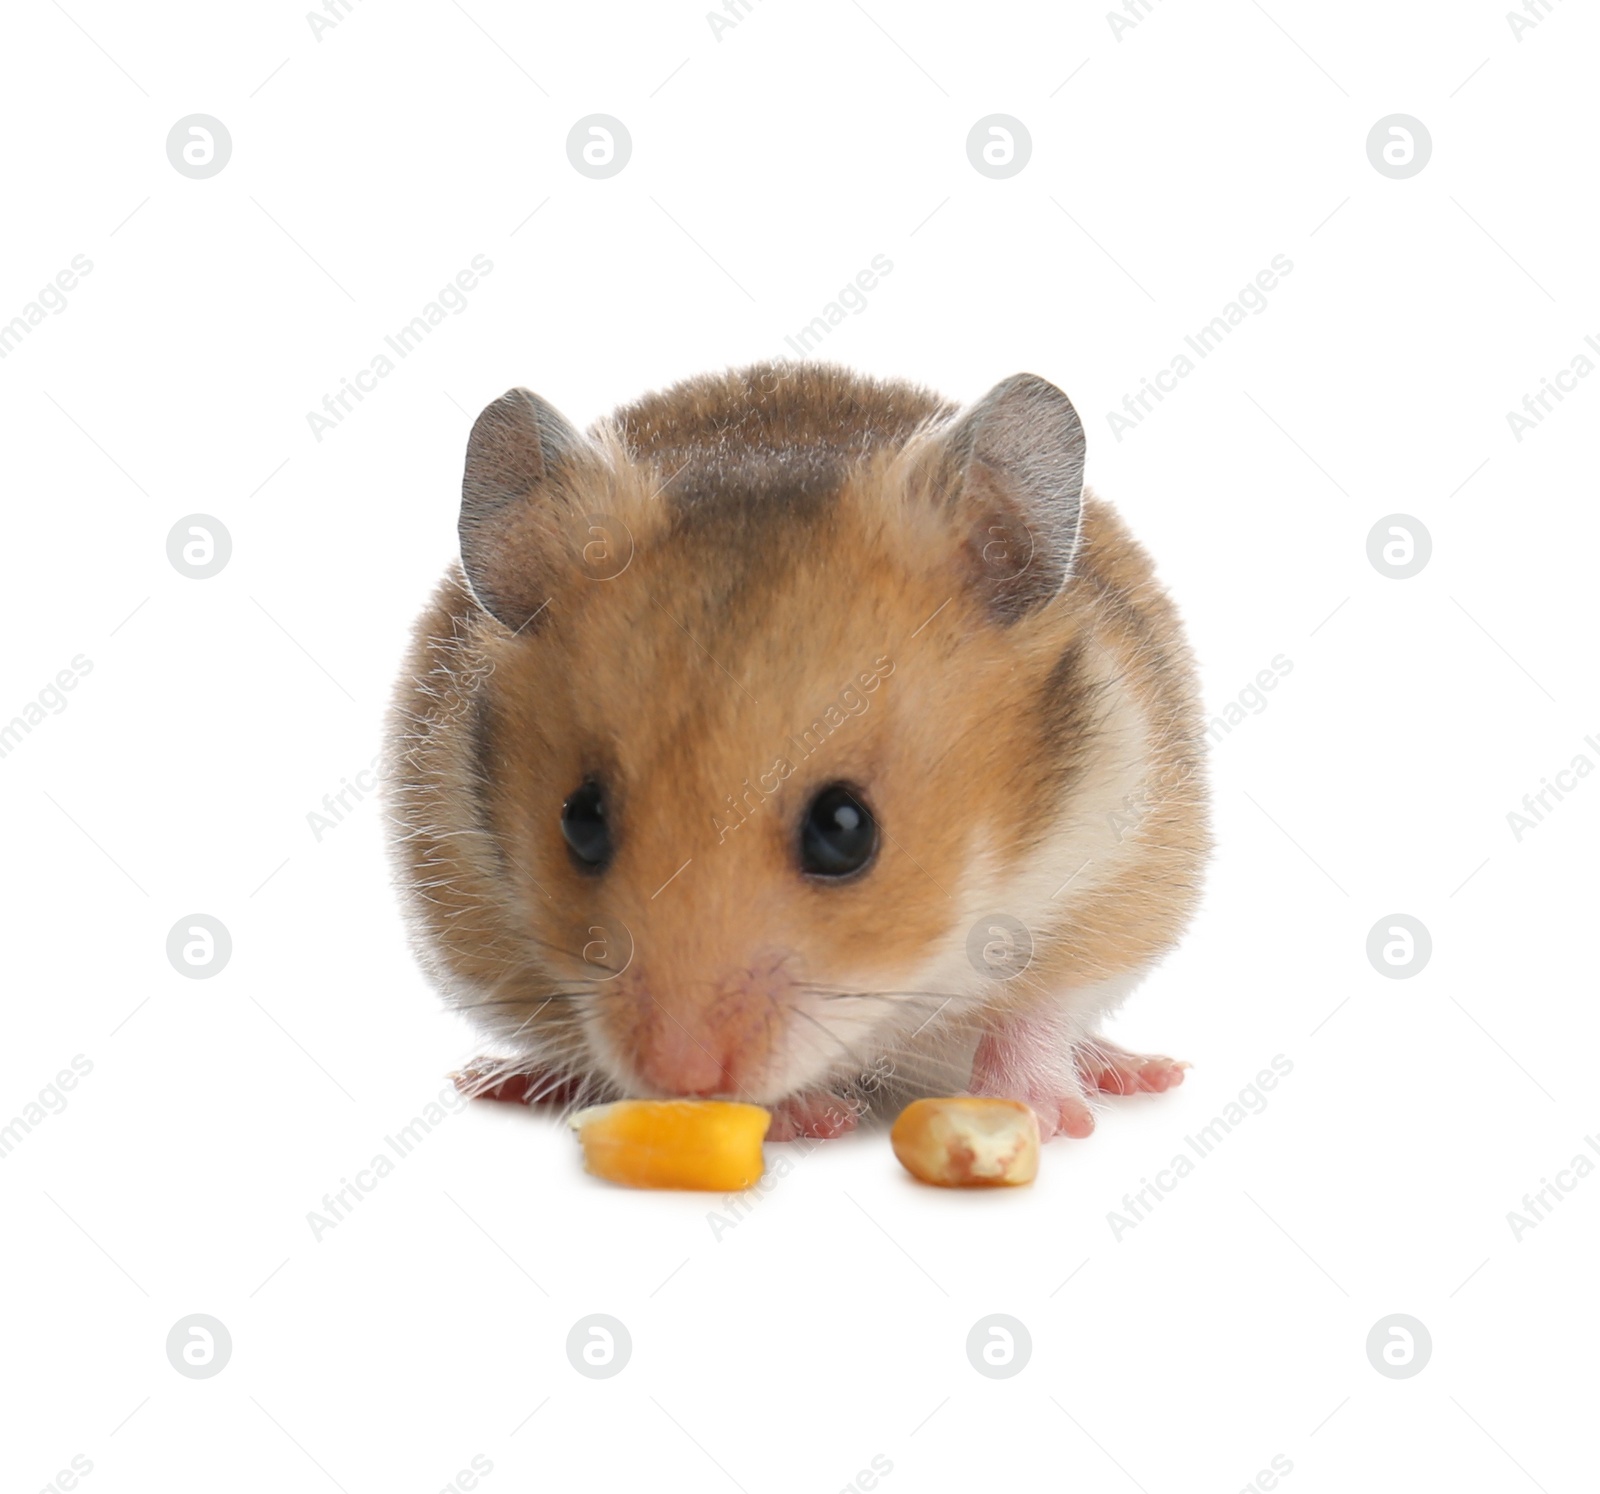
[605, 955, 794, 1099]
[635, 1021, 743, 1097]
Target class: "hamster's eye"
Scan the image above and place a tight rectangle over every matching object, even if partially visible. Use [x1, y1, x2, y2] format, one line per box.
[561, 780, 612, 872]
[799, 784, 877, 879]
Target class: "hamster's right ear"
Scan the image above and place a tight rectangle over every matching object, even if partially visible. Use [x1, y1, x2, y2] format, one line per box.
[459, 388, 602, 633]
[919, 373, 1087, 624]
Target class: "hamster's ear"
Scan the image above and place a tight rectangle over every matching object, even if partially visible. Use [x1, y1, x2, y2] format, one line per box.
[459, 388, 600, 633]
[930, 373, 1086, 623]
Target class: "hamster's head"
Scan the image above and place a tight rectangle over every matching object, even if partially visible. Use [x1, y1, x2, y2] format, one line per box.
[446, 366, 1091, 1107]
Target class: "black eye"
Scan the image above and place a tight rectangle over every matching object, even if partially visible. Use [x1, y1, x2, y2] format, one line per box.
[799, 784, 877, 878]
[561, 780, 612, 872]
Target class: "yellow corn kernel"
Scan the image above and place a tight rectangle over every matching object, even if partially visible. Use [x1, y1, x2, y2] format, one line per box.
[890, 1097, 1040, 1187]
[572, 1100, 771, 1191]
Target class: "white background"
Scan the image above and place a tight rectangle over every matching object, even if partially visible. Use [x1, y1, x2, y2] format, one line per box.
[2, 1, 1597, 1490]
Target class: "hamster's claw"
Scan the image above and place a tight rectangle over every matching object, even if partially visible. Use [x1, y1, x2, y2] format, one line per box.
[766, 1090, 861, 1142]
[1075, 1039, 1191, 1096]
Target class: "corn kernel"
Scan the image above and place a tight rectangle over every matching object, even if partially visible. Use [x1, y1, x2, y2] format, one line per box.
[572, 1100, 771, 1191]
[890, 1097, 1040, 1187]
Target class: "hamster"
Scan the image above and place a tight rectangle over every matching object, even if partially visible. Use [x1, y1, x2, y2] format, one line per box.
[385, 363, 1210, 1142]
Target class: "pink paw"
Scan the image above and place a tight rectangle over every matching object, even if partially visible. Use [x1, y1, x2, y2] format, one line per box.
[767, 1091, 861, 1142]
[1076, 1040, 1190, 1096]
[970, 1030, 1097, 1142]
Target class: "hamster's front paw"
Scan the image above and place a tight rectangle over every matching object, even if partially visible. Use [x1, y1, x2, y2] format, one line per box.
[766, 1090, 861, 1142]
[969, 1025, 1097, 1141]
[969, 1022, 1191, 1140]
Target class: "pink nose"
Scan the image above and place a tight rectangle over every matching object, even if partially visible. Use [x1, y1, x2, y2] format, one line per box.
[635, 1023, 741, 1096]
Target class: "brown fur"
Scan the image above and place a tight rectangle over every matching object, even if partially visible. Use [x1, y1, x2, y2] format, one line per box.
[385, 363, 1210, 1113]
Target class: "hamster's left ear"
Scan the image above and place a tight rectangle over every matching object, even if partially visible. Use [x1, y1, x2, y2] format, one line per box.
[926, 373, 1086, 623]
[458, 387, 603, 633]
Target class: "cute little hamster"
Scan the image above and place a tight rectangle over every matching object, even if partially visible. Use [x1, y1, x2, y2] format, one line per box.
[386, 364, 1210, 1142]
